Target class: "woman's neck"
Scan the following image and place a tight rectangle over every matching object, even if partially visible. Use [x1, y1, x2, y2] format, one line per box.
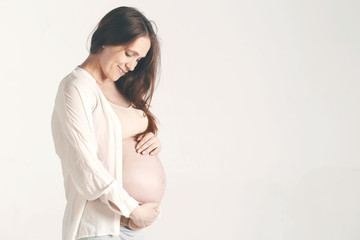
[79, 54, 111, 87]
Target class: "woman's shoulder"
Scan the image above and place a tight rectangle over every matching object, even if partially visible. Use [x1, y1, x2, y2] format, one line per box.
[57, 67, 99, 107]
[62, 67, 96, 88]
[58, 67, 97, 95]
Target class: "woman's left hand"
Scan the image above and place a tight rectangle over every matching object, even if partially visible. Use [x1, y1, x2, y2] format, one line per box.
[135, 132, 162, 156]
[128, 218, 146, 230]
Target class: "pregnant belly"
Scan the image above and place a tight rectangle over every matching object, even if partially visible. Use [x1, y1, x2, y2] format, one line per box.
[122, 137, 166, 203]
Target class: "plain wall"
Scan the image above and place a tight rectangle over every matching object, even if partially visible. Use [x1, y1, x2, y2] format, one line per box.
[0, 0, 359, 239]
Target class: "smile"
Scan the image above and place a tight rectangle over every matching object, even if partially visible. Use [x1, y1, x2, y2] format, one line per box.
[117, 65, 126, 75]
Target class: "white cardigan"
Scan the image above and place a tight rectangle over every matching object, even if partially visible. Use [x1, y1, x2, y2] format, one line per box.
[51, 66, 139, 240]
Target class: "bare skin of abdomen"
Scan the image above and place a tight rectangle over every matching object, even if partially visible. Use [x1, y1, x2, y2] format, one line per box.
[122, 137, 166, 204]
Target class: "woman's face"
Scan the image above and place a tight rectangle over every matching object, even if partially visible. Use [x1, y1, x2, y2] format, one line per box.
[98, 36, 151, 81]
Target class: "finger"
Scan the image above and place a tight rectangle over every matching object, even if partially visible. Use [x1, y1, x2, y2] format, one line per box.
[137, 138, 157, 153]
[135, 134, 146, 147]
[142, 202, 158, 208]
[136, 134, 144, 141]
[129, 220, 143, 230]
[152, 212, 159, 220]
[137, 132, 154, 142]
[141, 142, 159, 155]
[149, 148, 159, 156]
[150, 145, 161, 155]
[151, 144, 162, 154]
[135, 133, 154, 151]
[137, 132, 154, 141]
[146, 202, 160, 208]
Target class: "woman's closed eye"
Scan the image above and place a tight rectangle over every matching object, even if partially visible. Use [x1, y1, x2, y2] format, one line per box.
[126, 52, 142, 62]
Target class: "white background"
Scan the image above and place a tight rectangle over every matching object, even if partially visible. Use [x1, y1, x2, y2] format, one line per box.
[0, 0, 359, 239]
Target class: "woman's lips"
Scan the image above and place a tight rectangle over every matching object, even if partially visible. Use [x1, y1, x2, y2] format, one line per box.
[117, 65, 126, 75]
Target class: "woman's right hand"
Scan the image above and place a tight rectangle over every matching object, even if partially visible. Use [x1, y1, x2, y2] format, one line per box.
[129, 202, 160, 228]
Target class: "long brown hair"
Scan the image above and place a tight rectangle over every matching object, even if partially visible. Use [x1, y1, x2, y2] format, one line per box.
[89, 6, 161, 138]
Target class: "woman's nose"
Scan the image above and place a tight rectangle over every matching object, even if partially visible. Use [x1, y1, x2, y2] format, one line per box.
[125, 60, 137, 72]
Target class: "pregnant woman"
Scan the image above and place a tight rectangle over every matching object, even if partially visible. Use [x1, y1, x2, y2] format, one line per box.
[51, 6, 166, 240]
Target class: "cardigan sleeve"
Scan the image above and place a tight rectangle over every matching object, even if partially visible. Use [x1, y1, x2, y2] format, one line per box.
[51, 81, 139, 218]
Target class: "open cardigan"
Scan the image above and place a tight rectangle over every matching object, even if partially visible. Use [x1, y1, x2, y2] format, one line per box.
[51, 66, 139, 240]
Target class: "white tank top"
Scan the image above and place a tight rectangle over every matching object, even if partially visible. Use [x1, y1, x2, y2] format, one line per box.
[108, 100, 148, 139]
